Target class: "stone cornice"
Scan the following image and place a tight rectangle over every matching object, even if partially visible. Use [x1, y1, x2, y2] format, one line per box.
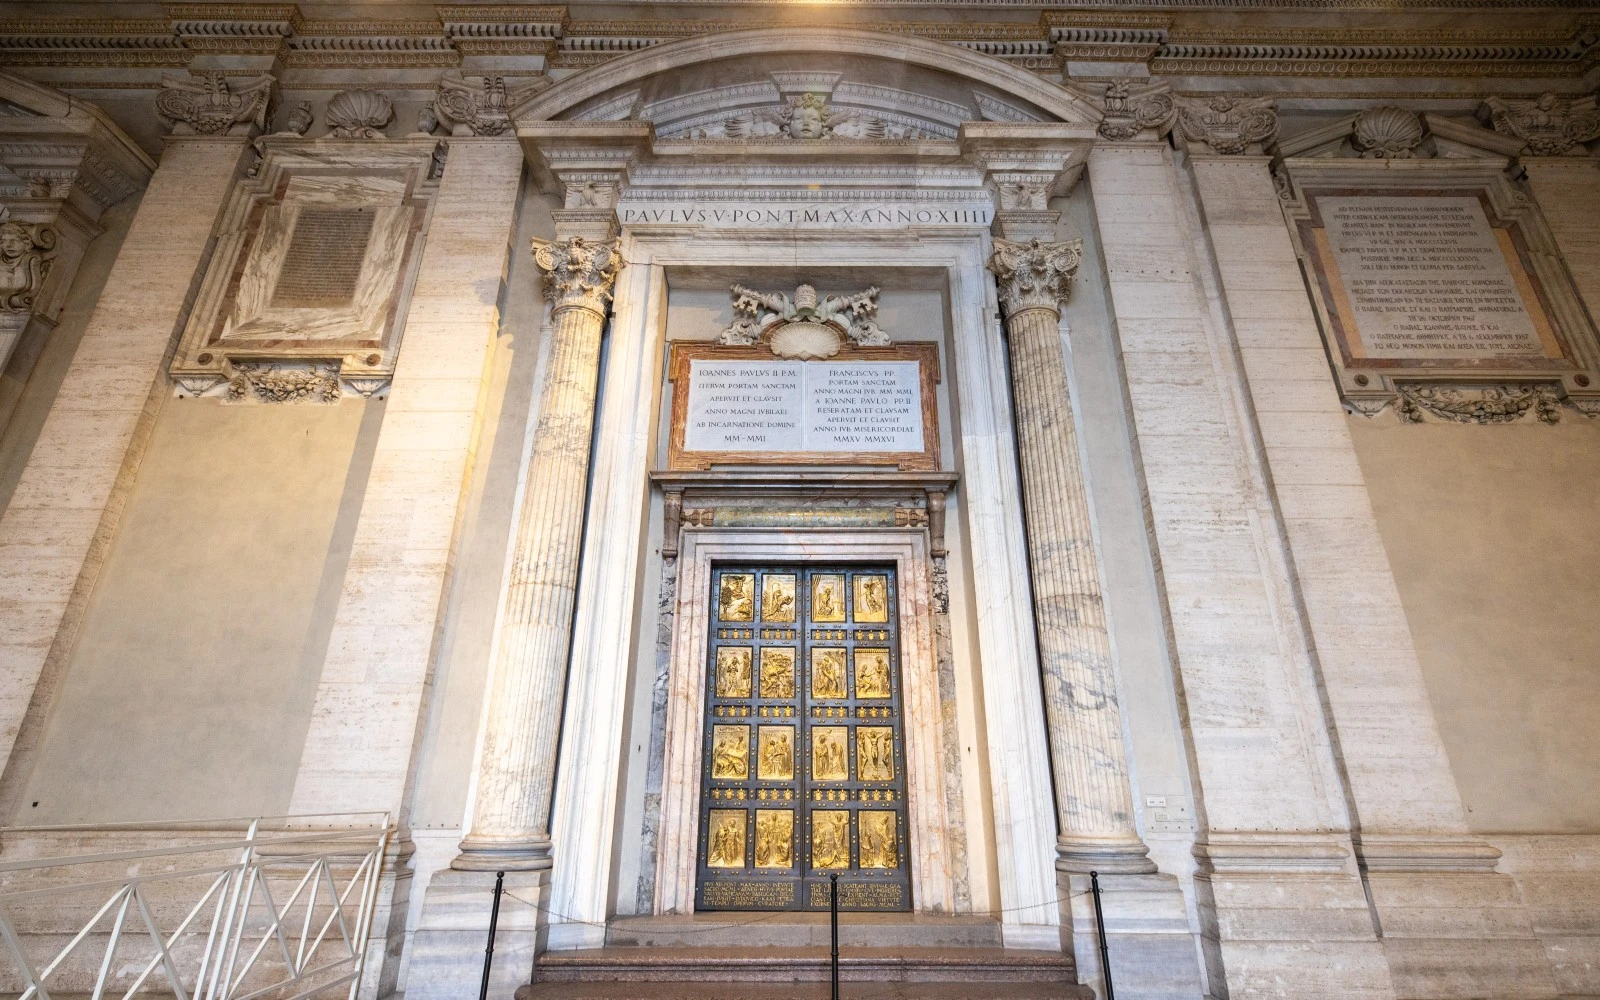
[2, 7, 1592, 82]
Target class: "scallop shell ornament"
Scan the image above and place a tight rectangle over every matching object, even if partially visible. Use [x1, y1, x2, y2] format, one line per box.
[1352, 106, 1425, 159]
[769, 321, 842, 360]
[326, 89, 394, 140]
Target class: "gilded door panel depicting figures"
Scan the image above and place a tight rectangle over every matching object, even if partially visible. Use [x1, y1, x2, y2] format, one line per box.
[697, 566, 911, 912]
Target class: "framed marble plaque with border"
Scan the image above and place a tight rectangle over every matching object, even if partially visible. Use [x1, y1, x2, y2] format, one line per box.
[168, 136, 441, 402]
[667, 341, 941, 470]
[1280, 156, 1600, 418]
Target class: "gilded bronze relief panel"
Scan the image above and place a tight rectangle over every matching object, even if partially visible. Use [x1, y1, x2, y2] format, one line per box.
[697, 565, 911, 912]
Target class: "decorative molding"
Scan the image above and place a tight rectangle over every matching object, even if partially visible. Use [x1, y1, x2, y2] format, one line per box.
[988, 237, 1082, 317]
[1173, 94, 1277, 155]
[224, 359, 342, 403]
[324, 89, 393, 139]
[685, 92, 940, 142]
[1094, 79, 1175, 141]
[0, 206, 56, 313]
[1482, 91, 1600, 156]
[1395, 383, 1564, 424]
[718, 282, 888, 353]
[154, 71, 274, 137]
[1350, 106, 1428, 158]
[531, 236, 622, 316]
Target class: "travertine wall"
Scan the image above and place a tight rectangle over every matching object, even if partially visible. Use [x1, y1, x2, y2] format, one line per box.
[15, 398, 376, 821]
[1350, 416, 1600, 834]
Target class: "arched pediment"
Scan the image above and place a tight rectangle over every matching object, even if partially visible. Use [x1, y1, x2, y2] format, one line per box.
[514, 27, 1101, 131]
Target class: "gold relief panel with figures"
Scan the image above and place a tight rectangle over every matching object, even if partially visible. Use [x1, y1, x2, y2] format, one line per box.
[707, 809, 746, 869]
[857, 726, 895, 783]
[719, 574, 755, 622]
[854, 648, 891, 699]
[711, 725, 749, 780]
[758, 726, 795, 781]
[854, 575, 889, 623]
[755, 809, 795, 869]
[716, 647, 752, 699]
[811, 647, 847, 700]
[811, 726, 849, 782]
[859, 811, 899, 870]
[760, 647, 796, 699]
[811, 810, 851, 870]
[811, 574, 846, 623]
[762, 574, 797, 623]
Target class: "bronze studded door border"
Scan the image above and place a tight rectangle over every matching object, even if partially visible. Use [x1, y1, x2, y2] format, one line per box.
[696, 565, 912, 912]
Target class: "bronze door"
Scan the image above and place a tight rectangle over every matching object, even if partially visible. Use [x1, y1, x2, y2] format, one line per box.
[696, 565, 912, 912]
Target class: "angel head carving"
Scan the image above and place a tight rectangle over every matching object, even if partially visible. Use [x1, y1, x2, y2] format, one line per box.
[0, 210, 56, 313]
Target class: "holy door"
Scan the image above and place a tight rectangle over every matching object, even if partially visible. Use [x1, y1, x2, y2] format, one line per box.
[696, 565, 912, 912]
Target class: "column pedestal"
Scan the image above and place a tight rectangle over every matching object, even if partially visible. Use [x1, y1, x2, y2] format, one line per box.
[407, 870, 551, 1000]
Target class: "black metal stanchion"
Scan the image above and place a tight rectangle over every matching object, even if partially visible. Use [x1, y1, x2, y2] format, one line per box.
[830, 872, 840, 1000]
[479, 870, 506, 1000]
[1089, 870, 1114, 1000]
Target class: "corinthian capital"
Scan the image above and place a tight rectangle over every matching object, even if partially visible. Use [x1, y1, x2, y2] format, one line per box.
[988, 238, 1082, 318]
[532, 236, 623, 316]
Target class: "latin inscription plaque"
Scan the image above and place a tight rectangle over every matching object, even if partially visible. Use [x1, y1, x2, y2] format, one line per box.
[668, 343, 940, 470]
[1317, 195, 1551, 360]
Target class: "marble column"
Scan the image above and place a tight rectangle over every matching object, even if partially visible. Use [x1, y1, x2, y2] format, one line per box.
[454, 235, 621, 870]
[988, 238, 1153, 875]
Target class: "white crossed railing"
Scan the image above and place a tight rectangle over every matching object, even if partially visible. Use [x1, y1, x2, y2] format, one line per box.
[0, 814, 393, 1000]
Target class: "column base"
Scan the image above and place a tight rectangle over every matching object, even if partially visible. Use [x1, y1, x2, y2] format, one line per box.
[1062, 869, 1206, 1000]
[1057, 834, 1159, 875]
[406, 869, 551, 1000]
[452, 834, 554, 872]
[1357, 835, 1559, 1000]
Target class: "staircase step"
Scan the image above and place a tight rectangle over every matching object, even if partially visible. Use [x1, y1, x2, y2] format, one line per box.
[518, 983, 1092, 1000]
[604, 913, 1006, 949]
[531, 946, 1074, 984]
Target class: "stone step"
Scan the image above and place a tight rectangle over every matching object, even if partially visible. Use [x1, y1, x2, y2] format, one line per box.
[604, 913, 1007, 949]
[530, 946, 1076, 984]
[517, 983, 1093, 1000]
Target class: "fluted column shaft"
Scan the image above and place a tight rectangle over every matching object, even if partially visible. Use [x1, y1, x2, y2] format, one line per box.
[990, 238, 1154, 874]
[456, 237, 621, 870]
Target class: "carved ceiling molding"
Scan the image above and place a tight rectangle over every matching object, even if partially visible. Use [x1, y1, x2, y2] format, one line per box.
[3, 7, 1591, 79]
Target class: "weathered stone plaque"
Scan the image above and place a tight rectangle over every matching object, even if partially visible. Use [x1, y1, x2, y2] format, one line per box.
[669, 343, 939, 470]
[1300, 189, 1577, 374]
[1315, 195, 1555, 361]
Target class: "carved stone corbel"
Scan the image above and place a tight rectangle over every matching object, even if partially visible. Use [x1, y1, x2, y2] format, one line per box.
[1482, 92, 1600, 157]
[154, 71, 275, 137]
[1173, 94, 1278, 155]
[433, 72, 544, 137]
[1095, 79, 1176, 142]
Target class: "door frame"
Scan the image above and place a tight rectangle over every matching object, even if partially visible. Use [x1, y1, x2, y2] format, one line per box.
[655, 528, 955, 915]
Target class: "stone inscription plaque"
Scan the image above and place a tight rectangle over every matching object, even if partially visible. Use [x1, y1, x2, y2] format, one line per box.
[668, 343, 940, 470]
[270, 207, 375, 309]
[683, 361, 923, 453]
[1303, 191, 1571, 372]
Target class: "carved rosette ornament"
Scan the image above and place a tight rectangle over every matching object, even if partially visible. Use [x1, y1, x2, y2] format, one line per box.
[988, 238, 1083, 317]
[1483, 92, 1600, 156]
[1096, 80, 1176, 142]
[1174, 95, 1278, 155]
[531, 236, 623, 317]
[154, 71, 275, 136]
[0, 207, 57, 313]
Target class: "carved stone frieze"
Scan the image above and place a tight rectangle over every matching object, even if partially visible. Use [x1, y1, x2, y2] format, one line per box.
[693, 92, 936, 142]
[988, 237, 1082, 317]
[1395, 383, 1563, 424]
[1351, 106, 1427, 158]
[1173, 94, 1277, 155]
[1095, 79, 1176, 141]
[154, 71, 275, 137]
[1482, 92, 1600, 156]
[718, 282, 888, 355]
[0, 206, 56, 313]
[324, 89, 393, 139]
[531, 235, 622, 316]
[224, 360, 343, 403]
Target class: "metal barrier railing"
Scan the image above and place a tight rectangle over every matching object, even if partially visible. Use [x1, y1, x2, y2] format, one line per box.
[0, 813, 393, 1000]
